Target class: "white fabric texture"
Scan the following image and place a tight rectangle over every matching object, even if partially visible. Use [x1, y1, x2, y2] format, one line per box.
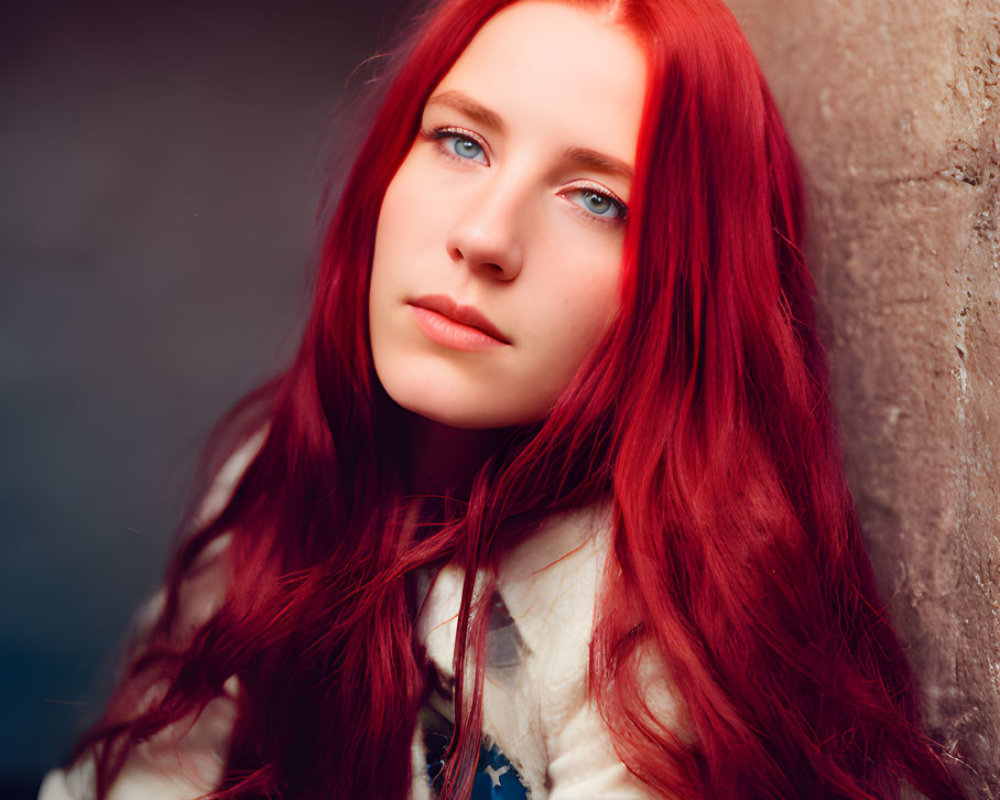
[38, 689, 237, 800]
[417, 504, 675, 799]
[40, 504, 675, 800]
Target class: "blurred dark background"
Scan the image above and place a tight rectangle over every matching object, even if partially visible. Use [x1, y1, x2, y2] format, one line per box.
[1, 0, 396, 794]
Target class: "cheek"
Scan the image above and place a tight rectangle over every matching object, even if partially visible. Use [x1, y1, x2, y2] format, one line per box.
[371, 175, 413, 285]
[521, 249, 623, 399]
[369, 163, 427, 330]
[567, 274, 622, 337]
[540, 237, 623, 351]
[369, 182, 406, 385]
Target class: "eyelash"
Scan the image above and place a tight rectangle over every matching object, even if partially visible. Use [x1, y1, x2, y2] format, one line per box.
[562, 185, 628, 224]
[423, 126, 489, 165]
[421, 125, 628, 225]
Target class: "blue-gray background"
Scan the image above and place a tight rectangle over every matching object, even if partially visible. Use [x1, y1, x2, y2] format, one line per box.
[1, 1, 396, 794]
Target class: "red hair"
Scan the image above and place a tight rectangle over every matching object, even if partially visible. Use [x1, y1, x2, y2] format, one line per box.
[76, 0, 967, 798]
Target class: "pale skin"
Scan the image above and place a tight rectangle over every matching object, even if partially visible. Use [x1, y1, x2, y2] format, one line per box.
[368, 0, 648, 491]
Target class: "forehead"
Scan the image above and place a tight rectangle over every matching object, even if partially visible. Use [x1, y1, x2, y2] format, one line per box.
[431, 1, 647, 158]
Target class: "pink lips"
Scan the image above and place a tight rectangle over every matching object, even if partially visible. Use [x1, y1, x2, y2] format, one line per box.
[408, 294, 510, 351]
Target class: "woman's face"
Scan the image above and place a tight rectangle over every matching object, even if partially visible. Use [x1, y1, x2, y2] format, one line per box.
[369, 0, 646, 429]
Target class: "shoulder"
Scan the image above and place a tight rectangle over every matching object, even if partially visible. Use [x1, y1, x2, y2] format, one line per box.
[38, 679, 238, 800]
[190, 426, 268, 530]
[45, 432, 268, 800]
[165, 426, 270, 632]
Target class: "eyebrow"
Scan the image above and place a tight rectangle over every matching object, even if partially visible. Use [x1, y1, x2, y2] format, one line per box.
[424, 90, 634, 184]
[562, 146, 634, 183]
[425, 90, 506, 133]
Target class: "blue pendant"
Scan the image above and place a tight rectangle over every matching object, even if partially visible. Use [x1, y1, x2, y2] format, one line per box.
[426, 741, 530, 799]
[470, 743, 530, 799]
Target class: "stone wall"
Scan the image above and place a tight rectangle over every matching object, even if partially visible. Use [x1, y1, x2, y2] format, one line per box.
[727, 1, 1000, 795]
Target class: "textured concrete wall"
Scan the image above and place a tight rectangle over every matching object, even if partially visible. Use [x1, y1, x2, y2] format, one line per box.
[727, 1, 1000, 796]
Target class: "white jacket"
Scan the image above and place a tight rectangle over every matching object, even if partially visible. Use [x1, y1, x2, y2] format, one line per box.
[40, 505, 679, 800]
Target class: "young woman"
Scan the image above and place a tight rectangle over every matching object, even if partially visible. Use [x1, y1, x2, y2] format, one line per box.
[42, 0, 968, 798]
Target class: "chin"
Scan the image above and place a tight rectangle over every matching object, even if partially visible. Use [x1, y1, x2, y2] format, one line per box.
[381, 380, 545, 430]
[393, 396, 524, 430]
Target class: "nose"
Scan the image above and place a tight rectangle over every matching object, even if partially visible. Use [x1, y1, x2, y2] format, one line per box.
[446, 184, 525, 281]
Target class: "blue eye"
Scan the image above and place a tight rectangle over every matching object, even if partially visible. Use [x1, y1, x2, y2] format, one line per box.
[568, 189, 626, 220]
[433, 130, 488, 164]
[449, 136, 484, 160]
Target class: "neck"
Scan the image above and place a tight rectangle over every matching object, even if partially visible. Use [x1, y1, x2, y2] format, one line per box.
[406, 416, 507, 499]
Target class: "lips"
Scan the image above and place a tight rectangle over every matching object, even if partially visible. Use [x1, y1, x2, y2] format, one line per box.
[408, 294, 511, 345]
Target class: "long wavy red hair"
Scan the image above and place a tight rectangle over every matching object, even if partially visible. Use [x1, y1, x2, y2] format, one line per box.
[75, 0, 967, 798]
